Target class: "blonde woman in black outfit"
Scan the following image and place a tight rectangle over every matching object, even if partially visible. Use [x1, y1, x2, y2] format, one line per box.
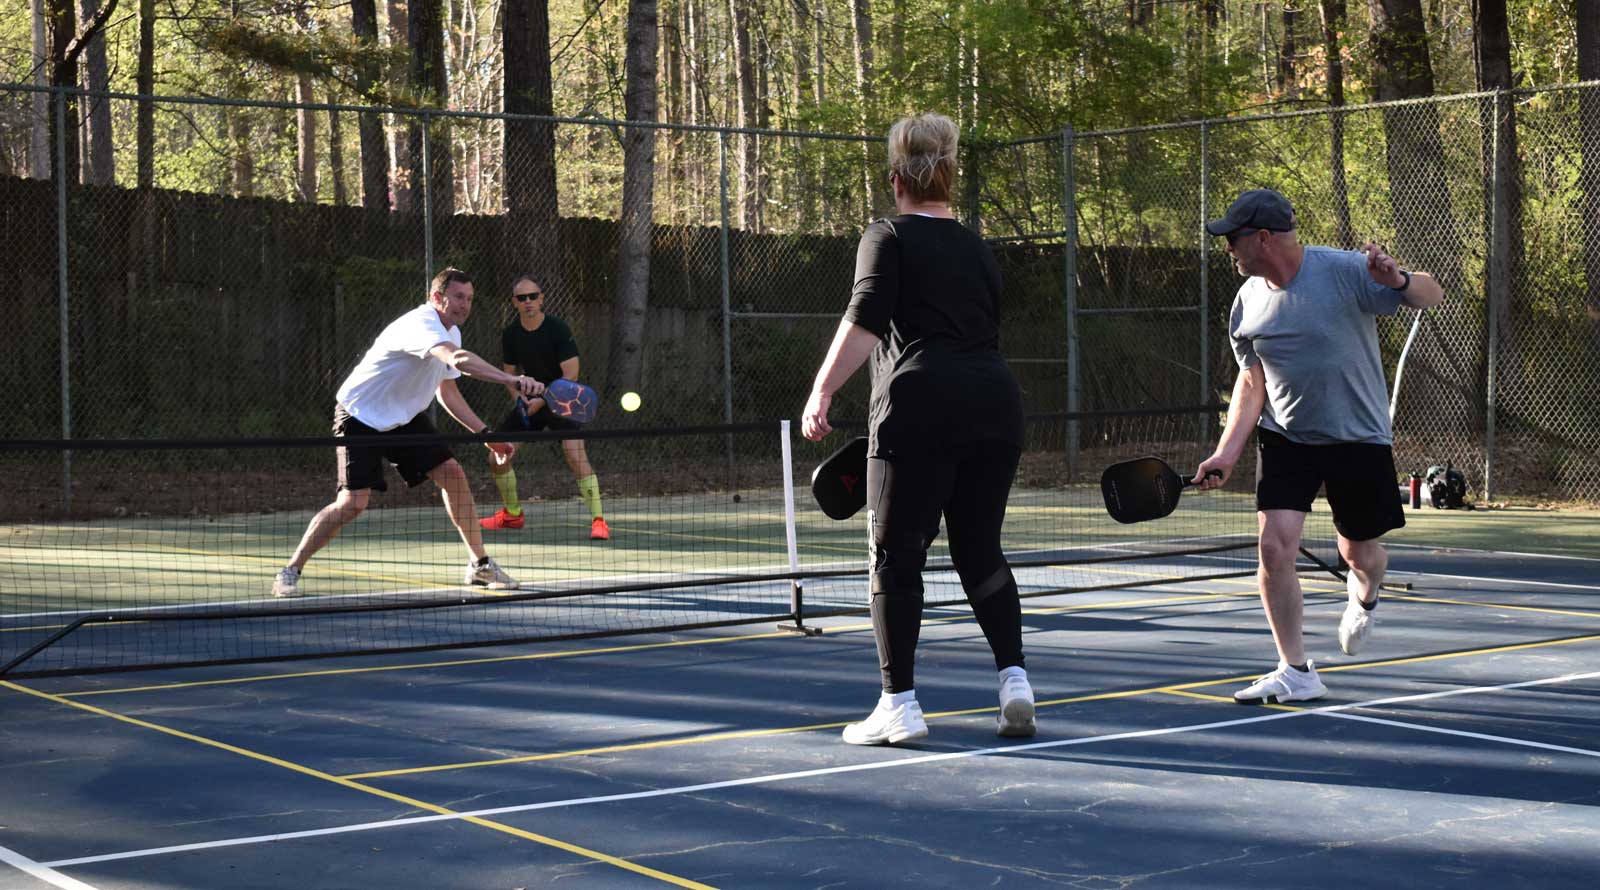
[802, 113, 1034, 746]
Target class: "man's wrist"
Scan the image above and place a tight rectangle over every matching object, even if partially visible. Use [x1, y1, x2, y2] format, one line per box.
[1392, 269, 1411, 292]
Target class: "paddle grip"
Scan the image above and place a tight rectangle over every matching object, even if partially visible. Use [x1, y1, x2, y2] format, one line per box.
[1183, 469, 1224, 489]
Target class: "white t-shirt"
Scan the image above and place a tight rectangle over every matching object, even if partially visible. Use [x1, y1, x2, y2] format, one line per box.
[335, 303, 462, 431]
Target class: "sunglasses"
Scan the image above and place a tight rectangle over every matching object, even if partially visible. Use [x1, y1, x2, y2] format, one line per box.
[1224, 227, 1274, 246]
[512, 290, 543, 302]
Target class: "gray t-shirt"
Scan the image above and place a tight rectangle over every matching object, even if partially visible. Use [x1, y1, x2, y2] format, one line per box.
[1229, 246, 1405, 445]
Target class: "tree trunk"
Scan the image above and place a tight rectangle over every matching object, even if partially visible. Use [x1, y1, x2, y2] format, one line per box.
[30, 0, 50, 179]
[1320, 0, 1353, 247]
[1473, 0, 1525, 403]
[1368, 0, 1476, 456]
[504, 0, 563, 301]
[47, 0, 80, 184]
[609, 0, 658, 396]
[729, 0, 760, 230]
[813, 0, 826, 105]
[351, 0, 391, 210]
[230, 112, 255, 198]
[387, 0, 414, 212]
[1578, 0, 1600, 319]
[78, 0, 114, 184]
[409, 0, 455, 220]
[1279, 3, 1299, 98]
[791, 0, 813, 113]
[329, 104, 348, 206]
[295, 71, 319, 203]
[851, 0, 876, 214]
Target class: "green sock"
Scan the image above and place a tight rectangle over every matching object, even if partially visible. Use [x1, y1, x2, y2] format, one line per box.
[494, 468, 522, 515]
[577, 473, 603, 519]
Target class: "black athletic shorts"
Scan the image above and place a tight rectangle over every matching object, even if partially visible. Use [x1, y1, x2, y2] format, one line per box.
[498, 402, 581, 434]
[333, 405, 454, 492]
[1256, 428, 1405, 542]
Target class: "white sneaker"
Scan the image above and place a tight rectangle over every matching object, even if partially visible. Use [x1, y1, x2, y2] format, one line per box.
[1233, 660, 1327, 704]
[997, 674, 1036, 737]
[272, 566, 302, 598]
[1338, 601, 1376, 656]
[842, 697, 928, 746]
[466, 557, 519, 590]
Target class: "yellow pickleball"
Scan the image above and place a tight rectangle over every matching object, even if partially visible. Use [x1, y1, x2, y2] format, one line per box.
[621, 391, 641, 412]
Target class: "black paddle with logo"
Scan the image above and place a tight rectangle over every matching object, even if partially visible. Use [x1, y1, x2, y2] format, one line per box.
[1100, 456, 1222, 524]
[811, 436, 869, 520]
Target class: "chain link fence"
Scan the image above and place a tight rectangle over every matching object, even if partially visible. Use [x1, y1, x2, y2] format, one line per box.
[3, 83, 1598, 504]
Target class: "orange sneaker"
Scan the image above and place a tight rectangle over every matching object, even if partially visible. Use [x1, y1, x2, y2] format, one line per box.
[479, 508, 525, 530]
[590, 517, 611, 540]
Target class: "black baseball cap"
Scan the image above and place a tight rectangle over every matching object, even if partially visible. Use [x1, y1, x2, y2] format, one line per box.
[1205, 188, 1296, 236]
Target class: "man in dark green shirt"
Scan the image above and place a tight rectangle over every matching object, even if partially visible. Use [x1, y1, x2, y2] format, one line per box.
[479, 275, 609, 540]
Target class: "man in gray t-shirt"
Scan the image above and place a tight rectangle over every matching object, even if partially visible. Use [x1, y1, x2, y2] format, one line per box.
[1194, 189, 1445, 705]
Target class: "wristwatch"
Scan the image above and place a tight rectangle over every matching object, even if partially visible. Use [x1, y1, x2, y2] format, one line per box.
[1393, 269, 1411, 292]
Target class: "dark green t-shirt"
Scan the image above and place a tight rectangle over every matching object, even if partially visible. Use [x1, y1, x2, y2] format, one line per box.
[501, 314, 579, 383]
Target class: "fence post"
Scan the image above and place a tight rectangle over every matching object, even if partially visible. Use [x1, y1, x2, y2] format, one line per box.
[1198, 121, 1210, 405]
[1060, 126, 1080, 478]
[718, 131, 735, 487]
[55, 88, 73, 513]
[421, 111, 434, 283]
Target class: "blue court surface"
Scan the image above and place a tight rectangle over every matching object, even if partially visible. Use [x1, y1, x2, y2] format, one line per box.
[3, 544, 1598, 889]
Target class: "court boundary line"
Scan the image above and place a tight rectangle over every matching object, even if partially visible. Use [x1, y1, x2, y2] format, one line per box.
[0, 843, 102, 890]
[31, 668, 1600, 871]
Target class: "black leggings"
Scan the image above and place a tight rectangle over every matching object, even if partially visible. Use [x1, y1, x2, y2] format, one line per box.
[866, 439, 1024, 693]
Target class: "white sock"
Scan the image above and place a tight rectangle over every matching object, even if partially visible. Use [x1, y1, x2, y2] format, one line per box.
[999, 666, 1028, 684]
[881, 689, 917, 708]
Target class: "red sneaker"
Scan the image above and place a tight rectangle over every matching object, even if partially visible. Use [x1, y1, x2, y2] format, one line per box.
[479, 508, 525, 530]
[590, 517, 611, 540]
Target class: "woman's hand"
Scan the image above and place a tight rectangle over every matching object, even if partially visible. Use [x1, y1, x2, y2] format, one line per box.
[801, 390, 833, 441]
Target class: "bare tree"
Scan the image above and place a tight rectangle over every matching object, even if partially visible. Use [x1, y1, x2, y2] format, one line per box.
[608, 0, 658, 396]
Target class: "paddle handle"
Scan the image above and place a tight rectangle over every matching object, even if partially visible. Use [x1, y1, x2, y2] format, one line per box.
[1183, 469, 1224, 489]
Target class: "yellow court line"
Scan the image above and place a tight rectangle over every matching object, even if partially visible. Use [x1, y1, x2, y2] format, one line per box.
[1380, 592, 1600, 621]
[0, 680, 715, 889]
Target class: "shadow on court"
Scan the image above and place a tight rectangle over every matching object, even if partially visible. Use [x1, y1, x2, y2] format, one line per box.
[2, 546, 1598, 889]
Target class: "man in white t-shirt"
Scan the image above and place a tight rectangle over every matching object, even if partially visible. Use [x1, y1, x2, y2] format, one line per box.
[271, 267, 546, 598]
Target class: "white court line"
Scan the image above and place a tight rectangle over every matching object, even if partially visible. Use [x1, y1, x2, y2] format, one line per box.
[1176, 551, 1600, 593]
[38, 669, 1600, 870]
[0, 843, 101, 890]
[1319, 711, 1600, 759]
[1385, 541, 1600, 564]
